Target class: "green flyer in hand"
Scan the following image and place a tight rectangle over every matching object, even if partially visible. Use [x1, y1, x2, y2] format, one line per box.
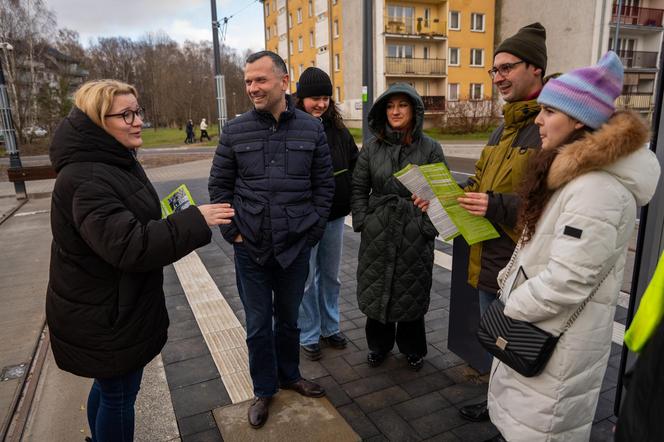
[395, 163, 500, 245]
[160, 184, 196, 218]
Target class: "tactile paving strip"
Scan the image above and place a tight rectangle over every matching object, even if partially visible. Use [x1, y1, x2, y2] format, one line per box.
[173, 252, 253, 403]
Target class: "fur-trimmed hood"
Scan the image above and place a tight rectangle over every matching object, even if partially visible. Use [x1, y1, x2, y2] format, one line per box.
[548, 111, 660, 205]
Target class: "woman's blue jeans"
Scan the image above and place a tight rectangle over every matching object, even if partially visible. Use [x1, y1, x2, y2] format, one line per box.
[87, 367, 144, 442]
[298, 217, 345, 346]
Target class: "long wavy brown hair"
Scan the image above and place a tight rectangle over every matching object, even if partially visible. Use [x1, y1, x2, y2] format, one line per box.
[294, 96, 346, 130]
[517, 128, 591, 242]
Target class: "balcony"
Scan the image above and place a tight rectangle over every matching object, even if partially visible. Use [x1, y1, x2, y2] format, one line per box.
[611, 3, 663, 28]
[422, 95, 446, 112]
[384, 15, 447, 38]
[616, 50, 658, 69]
[385, 57, 446, 76]
[616, 93, 653, 110]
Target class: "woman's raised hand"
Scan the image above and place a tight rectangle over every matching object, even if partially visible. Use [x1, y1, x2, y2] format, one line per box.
[198, 203, 234, 226]
[411, 194, 430, 212]
[457, 192, 489, 216]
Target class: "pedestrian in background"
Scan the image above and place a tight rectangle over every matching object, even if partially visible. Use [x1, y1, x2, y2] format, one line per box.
[46, 79, 234, 442]
[185, 119, 195, 144]
[208, 51, 334, 429]
[200, 117, 211, 141]
[486, 52, 660, 442]
[351, 83, 446, 371]
[295, 67, 359, 361]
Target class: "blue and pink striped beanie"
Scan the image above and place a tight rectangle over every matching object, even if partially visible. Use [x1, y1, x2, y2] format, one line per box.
[538, 51, 624, 129]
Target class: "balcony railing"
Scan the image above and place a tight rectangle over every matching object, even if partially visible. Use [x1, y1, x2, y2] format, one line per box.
[422, 95, 445, 111]
[616, 50, 658, 69]
[385, 15, 447, 37]
[611, 3, 664, 27]
[616, 93, 653, 110]
[385, 57, 446, 76]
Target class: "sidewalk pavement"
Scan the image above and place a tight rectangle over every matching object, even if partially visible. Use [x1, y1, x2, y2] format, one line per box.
[0, 159, 620, 441]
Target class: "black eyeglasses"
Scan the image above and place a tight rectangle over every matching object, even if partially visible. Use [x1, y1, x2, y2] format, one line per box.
[488, 61, 525, 79]
[105, 107, 145, 125]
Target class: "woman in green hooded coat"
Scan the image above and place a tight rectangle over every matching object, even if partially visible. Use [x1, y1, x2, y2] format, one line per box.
[351, 83, 446, 370]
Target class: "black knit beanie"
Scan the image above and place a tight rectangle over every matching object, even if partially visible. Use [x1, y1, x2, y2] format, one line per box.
[296, 67, 333, 98]
[495, 22, 547, 72]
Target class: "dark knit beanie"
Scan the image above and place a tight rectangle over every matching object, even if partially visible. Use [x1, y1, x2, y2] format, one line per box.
[495, 22, 547, 72]
[296, 67, 333, 98]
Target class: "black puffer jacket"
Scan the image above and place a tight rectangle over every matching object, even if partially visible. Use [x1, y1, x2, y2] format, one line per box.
[324, 119, 359, 220]
[351, 84, 446, 323]
[46, 107, 211, 379]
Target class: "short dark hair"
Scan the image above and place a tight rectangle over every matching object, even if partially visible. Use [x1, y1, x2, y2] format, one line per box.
[246, 51, 288, 76]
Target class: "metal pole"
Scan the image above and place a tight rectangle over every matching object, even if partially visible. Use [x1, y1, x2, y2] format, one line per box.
[0, 47, 26, 199]
[210, 0, 227, 133]
[362, 0, 374, 146]
[613, 0, 624, 52]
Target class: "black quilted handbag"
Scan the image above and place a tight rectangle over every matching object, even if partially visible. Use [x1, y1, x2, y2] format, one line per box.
[477, 232, 615, 378]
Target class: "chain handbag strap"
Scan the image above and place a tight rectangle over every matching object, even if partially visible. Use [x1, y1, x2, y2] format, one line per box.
[497, 229, 527, 293]
[561, 261, 616, 334]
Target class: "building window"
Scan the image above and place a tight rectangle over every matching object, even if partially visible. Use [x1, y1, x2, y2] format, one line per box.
[288, 13, 293, 28]
[299, 64, 304, 76]
[298, 36, 303, 52]
[334, 19, 339, 37]
[335, 54, 341, 71]
[470, 48, 484, 67]
[310, 31, 314, 47]
[448, 84, 459, 101]
[470, 83, 484, 100]
[424, 8, 431, 27]
[308, 0, 313, 16]
[290, 65, 294, 76]
[265, 2, 270, 16]
[423, 47, 430, 59]
[297, 8, 302, 23]
[449, 11, 460, 30]
[449, 48, 460, 66]
[290, 40, 294, 54]
[471, 13, 485, 32]
[332, 0, 338, 5]
[387, 5, 415, 33]
[387, 44, 414, 58]
[336, 86, 341, 101]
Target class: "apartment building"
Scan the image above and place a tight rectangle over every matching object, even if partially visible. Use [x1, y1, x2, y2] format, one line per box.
[498, 0, 664, 118]
[262, 1, 495, 126]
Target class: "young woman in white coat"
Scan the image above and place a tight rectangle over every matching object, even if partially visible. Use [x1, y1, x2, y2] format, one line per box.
[486, 52, 661, 442]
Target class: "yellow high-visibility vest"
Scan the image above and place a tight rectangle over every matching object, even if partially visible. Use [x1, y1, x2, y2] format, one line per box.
[625, 251, 664, 353]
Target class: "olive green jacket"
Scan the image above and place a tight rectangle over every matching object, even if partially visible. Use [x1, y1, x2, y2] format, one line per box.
[462, 99, 541, 292]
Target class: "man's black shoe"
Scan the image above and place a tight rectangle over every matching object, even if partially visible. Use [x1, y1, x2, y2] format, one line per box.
[406, 354, 424, 371]
[321, 333, 347, 349]
[459, 400, 489, 422]
[301, 343, 322, 361]
[281, 378, 326, 397]
[248, 396, 272, 428]
[367, 351, 387, 367]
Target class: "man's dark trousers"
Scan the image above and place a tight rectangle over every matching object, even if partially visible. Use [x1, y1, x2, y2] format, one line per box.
[233, 243, 311, 397]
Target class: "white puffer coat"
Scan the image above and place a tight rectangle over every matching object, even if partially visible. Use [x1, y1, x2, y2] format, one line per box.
[487, 112, 661, 441]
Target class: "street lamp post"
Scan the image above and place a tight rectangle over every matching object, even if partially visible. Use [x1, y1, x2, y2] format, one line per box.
[0, 42, 26, 199]
[210, 0, 228, 133]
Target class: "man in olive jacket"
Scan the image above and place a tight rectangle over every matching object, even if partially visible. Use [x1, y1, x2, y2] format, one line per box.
[208, 51, 334, 429]
[456, 23, 546, 425]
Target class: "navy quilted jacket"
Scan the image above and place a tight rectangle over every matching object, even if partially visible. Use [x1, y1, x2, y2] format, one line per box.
[351, 84, 446, 323]
[209, 95, 334, 268]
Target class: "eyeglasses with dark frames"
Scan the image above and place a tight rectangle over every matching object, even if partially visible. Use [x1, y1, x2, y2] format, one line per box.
[105, 107, 146, 125]
[488, 61, 525, 79]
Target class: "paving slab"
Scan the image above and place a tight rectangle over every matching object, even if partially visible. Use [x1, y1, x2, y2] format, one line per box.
[212, 390, 359, 442]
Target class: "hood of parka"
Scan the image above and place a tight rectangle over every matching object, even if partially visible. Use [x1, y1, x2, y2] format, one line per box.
[49, 106, 135, 173]
[368, 83, 425, 144]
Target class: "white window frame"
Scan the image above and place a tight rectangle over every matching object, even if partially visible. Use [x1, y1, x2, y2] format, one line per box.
[310, 31, 314, 47]
[308, 0, 313, 17]
[448, 83, 459, 101]
[288, 13, 293, 28]
[424, 8, 431, 27]
[387, 44, 414, 58]
[265, 2, 270, 17]
[334, 19, 339, 37]
[470, 83, 484, 100]
[297, 8, 302, 24]
[289, 40, 294, 55]
[335, 86, 341, 102]
[298, 36, 303, 52]
[449, 11, 461, 30]
[334, 53, 341, 71]
[470, 48, 484, 67]
[299, 64, 304, 77]
[471, 13, 485, 32]
[449, 47, 460, 66]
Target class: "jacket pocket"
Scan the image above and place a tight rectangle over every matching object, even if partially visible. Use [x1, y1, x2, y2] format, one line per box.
[286, 203, 319, 238]
[236, 197, 265, 243]
[233, 142, 265, 177]
[286, 141, 315, 176]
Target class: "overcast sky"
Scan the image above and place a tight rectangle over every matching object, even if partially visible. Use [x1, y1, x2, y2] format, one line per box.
[46, 0, 265, 53]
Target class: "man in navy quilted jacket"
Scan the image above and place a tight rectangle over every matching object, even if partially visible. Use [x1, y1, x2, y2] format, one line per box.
[208, 51, 334, 429]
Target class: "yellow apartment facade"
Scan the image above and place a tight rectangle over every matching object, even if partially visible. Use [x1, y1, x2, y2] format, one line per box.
[261, 1, 495, 126]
